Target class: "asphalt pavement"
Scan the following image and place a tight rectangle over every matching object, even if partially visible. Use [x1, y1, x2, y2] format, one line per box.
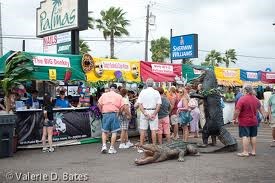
[0, 125, 275, 183]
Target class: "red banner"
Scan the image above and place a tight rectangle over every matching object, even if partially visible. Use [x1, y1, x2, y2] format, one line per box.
[140, 61, 182, 82]
[261, 71, 275, 83]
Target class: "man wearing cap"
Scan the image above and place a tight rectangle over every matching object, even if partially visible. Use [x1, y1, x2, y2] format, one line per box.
[137, 78, 161, 152]
[268, 87, 275, 147]
[233, 85, 266, 157]
[98, 84, 125, 154]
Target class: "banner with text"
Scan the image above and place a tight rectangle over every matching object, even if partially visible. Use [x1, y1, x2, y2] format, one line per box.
[170, 34, 198, 60]
[214, 67, 243, 86]
[140, 61, 182, 82]
[240, 69, 261, 82]
[33, 56, 71, 68]
[261, 71, 275, 84]
[86, 57, 141, 82]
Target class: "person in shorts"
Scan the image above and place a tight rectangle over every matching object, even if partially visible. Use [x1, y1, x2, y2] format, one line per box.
[42, 93, 55, 152]
[169, 86, 180, 140]
[156, 87, 171, 144]
[118, 88, 133, 149]
[233, 85, 266, 157]
[137, 78, 161, 152]
[98, 84, 125, 154]
[268, 87, 275, 147]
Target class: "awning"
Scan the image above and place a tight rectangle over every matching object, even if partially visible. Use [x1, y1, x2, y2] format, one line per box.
[0, 51, 86, 81]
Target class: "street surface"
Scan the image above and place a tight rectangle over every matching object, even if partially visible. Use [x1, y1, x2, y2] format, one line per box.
[0, 125, 275, 183]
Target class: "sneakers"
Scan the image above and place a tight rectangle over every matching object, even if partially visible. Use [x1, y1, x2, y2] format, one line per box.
[119, 143, 130, 149]
[42, 147, 54, 152]
[42, 147, 48, 152]
[126, 141, 134, 147]
[108, 147, 117, 154]
[101, 145, 108, 154]
[48, 147, 55, 152]
[137, 148, 144, 153]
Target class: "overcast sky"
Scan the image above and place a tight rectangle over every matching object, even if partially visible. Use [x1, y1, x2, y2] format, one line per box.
[1, 0, 275, 70]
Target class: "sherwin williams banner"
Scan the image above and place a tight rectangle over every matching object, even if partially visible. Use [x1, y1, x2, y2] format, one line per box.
[261, 71, 275, 84]
[140, 61, 182, 82]
[214, 67, 242, 86]
[240, 69, 261, 81]
[86, 58, 141, 82]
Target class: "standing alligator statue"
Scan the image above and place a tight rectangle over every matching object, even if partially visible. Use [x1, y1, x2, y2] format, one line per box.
[134, 140, 199, 165]
[189, 67, 238, 151]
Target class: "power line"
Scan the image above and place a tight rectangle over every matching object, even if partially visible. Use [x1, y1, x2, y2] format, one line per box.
[1, 35, 275, 60]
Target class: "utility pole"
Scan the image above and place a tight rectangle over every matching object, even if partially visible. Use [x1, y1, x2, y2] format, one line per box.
[144, 4, 150, 61]
[0, 3, 3, 56]
[170, 28, 173, 63]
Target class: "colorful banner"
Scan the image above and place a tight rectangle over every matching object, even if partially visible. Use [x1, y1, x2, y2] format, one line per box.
[86, 58, 141, 82]
[261, 71, 275, 84]
[240, 69, 261, 81]
[140, 61, 182, 82]
[214, 67, 243, 86]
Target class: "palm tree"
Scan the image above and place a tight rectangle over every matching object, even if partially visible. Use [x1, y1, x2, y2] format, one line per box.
[88, 11, 95, 30]
[79, 40, 91, 55]
[1, 52, 34, 113]
[204, 50, 223, 66]
[96, 7, 130, 58]
[150, 37, 170, 62]
[223, 49, 237, 68]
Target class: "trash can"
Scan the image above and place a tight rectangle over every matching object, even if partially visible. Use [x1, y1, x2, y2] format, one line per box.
[0, 114, 16, 158]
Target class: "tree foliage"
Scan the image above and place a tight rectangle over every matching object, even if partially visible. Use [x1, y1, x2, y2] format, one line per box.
[79, 40, 91, 55]
[150, 37, 170, 62]
[202, 50, 223, 66]
[223, 49, 237, 68]
[95, 7, 130, 59]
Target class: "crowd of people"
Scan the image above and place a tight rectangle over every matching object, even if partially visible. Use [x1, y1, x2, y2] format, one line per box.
[96, 78, 275, 156]
[98, 78, 203, 154]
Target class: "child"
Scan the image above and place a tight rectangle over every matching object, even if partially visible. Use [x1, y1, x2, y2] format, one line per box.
[189, 98, 200, 138]
[42, 93, 55, 152]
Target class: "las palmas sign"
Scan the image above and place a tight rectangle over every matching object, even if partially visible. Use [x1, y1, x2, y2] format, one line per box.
[36, 0, 88, 37]
[170, 34, 198, 60]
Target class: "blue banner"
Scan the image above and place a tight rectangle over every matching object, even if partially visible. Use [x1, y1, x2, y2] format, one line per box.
[240, 69, 261, 81]
[170, 34, 198, 60]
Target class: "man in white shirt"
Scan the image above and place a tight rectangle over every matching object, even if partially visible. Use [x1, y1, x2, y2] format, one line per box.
[137, 78, 161, 151]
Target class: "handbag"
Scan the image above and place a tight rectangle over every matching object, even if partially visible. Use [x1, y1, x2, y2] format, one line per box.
[179, 111, 193, 124]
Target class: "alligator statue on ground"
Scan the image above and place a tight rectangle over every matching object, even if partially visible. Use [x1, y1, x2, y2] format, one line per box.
[189, 67, 238, 151]
[134, 140, 199, 165]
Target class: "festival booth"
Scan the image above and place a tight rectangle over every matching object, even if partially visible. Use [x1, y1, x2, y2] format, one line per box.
[214, 67, 243, 124]
[0, 51, 102, 148]
[85, 57, 141, 136]
[140, 61, 182, 82]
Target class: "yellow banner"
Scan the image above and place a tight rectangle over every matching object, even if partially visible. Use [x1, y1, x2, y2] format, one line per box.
[214, 67, 242, 86]
[49, 69, 57, 80]
[86, 57, 141, 82]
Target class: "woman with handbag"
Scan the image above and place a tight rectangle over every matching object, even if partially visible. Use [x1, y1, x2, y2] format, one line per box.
[177, 87, 192, 142]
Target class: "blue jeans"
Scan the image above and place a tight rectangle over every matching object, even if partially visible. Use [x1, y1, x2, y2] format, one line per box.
[101, 112, 120, 133]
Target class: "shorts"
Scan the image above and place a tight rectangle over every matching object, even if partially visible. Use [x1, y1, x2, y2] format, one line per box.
[101, 112, 120, 133]
[158, 116, 170, 135]
[170, 114, 179, 125]
[270, 117, 275, 128]
[139, 110, 158, 131]
[43, 120, 54, 127]
[239, 126, 258, 138]
[119, 115, 129, 130]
